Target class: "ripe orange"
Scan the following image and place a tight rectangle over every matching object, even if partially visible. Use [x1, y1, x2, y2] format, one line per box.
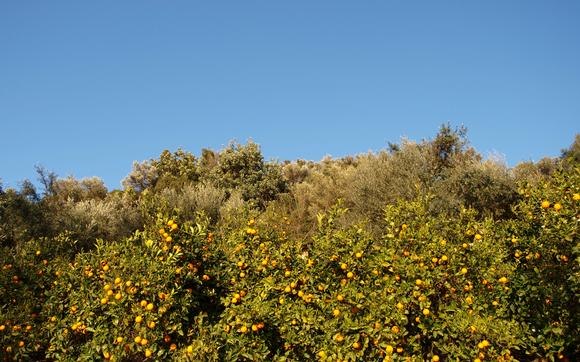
[541, 200, 550, 208]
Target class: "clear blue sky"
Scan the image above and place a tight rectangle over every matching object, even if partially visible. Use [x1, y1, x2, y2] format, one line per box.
[1, 1, 578, 189]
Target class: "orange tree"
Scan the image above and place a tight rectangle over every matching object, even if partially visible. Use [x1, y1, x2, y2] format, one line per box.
[0, 233, 77, 360]
[191, 200, 523, 361]
[38, 214, 228, 361]
[505, 166, 579, 360]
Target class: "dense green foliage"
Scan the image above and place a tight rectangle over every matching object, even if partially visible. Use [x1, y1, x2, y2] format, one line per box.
[1, 127, 578, 361]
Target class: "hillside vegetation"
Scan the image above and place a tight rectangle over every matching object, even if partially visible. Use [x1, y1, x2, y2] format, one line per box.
[1, 126, 579, 361]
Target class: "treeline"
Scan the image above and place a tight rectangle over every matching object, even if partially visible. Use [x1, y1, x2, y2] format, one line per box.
[1, 125, 577, 249]
[1, 125, 579, 361]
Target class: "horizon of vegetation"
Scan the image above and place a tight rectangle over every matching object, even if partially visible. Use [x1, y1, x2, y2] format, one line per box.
[1, 124, 578, 361]
[2, 124, 578, 193]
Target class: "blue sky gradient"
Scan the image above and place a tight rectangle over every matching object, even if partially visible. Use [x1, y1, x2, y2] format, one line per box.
[1, 1, 578, 189]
